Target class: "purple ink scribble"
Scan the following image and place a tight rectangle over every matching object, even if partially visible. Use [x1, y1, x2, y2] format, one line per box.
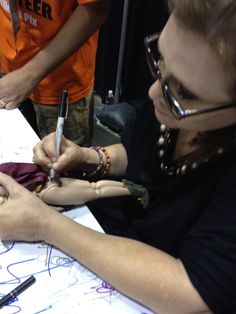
[91, 281, 116, 295]
[82, 281, 119, 305]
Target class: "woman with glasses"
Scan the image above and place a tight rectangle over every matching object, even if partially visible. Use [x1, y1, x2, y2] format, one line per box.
[0, 1, 236, 313]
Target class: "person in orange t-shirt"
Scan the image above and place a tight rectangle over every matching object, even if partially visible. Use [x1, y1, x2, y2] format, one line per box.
[0, 0, 109, 146]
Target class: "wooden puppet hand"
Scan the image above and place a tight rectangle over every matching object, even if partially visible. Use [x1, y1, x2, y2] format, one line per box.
[38, 177, 131, 206]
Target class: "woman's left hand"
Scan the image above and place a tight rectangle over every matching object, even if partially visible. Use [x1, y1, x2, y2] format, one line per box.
[0, 171, 52, 241]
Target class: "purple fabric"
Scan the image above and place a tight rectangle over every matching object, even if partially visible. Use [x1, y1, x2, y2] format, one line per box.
[0, 162, 48, 191]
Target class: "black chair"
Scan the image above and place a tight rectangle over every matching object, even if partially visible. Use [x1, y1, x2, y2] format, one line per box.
[95, 101, 136, 135]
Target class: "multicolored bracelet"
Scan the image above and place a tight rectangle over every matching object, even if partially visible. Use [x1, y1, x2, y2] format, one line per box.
[83, 146, 111, 179]
[85, 146, 104, 178]
[97, 146, 111, 177]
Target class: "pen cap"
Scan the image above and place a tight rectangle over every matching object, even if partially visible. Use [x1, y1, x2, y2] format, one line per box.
[58, 89, 68, 118]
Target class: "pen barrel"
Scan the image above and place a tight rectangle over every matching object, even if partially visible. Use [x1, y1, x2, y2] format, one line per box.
[0, 276, 36, 308]
[15, 276, 36, 294]
[0, 292, 15, 308]
[55, 117, 64, 154]
[58, 89, 68, 117]
[49, 89, 67, 180]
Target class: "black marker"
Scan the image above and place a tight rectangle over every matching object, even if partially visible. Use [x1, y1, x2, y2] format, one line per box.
[49, 89, 68, 180]
[0, 275, 36, 308]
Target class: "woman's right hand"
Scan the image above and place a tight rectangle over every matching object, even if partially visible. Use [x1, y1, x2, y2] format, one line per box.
[33, 132, 85, 173]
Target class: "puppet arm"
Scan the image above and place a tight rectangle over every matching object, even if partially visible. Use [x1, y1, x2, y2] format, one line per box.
[0, 176, 149, 208]
[38, 178, 132, 206]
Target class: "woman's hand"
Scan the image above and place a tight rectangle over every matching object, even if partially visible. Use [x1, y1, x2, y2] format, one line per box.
[33, 133, 85, 173]
[34, 134, 129, 179]
[0, 172, 53, 241]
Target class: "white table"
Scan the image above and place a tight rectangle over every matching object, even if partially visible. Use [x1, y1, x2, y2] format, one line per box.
[0, 108, 152, 314]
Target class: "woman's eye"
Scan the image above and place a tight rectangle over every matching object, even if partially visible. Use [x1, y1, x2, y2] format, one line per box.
[176, 84, 196, 100]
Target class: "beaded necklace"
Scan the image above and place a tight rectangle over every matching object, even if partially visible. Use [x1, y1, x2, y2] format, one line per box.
[157, 124, 224, 175]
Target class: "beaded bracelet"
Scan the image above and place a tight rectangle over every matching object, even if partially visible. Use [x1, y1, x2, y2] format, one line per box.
[97, 146, 111, 177]
[85, 146, 104, 178]
[83, 146, 111, 179]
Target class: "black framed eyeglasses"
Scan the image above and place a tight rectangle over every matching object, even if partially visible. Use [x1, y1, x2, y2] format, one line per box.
[144, 32, 235, 120]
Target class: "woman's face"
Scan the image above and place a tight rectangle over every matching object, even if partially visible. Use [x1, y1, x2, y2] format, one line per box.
[148, 14, 236, 131]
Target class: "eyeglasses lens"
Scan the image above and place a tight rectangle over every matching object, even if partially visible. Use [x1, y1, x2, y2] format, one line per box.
[145, 34, 182, 120]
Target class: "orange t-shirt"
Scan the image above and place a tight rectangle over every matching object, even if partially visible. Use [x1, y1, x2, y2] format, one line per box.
[0, 0, 100, 104]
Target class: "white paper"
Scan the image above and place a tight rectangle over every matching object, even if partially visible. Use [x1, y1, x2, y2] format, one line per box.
[0, 109, 39, 164]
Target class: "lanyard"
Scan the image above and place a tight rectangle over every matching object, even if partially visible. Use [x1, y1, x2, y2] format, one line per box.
[9, 0, 19, 37]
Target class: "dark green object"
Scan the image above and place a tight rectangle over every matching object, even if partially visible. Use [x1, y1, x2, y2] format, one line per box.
[123, 179, 150, 209]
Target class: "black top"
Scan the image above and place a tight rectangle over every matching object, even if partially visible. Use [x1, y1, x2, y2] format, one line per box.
[88, 97, 236, 314]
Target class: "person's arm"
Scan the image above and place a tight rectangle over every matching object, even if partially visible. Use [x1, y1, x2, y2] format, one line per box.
[0, 0, 109, 109]
[0, 172, 211, 314]
[44, 214, 211, 314]
[33, 133, 128, 177]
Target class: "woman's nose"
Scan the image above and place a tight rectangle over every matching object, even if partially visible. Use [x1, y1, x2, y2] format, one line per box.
[148, 80, 164, 102]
